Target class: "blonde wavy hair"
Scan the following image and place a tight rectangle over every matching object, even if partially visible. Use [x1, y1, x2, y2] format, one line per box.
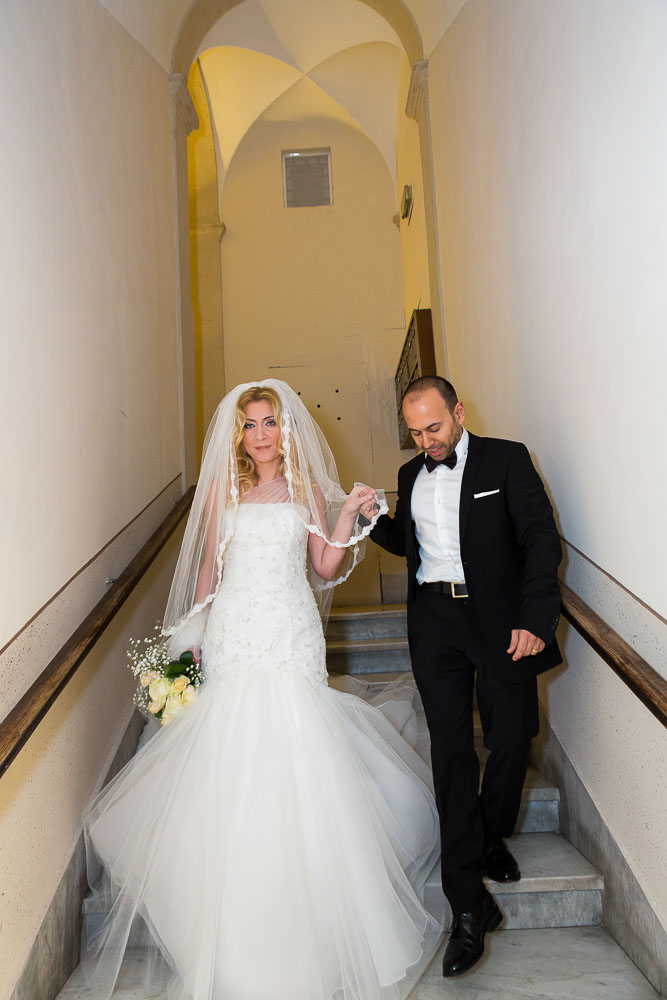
[234, 385, 307, 500]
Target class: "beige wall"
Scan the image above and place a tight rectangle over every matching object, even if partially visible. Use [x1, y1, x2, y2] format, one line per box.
[1, 0, 181, 649]
[395, 58, 431, 326]
[0, 0, 182, 991]
[219, 118, 408, 486]
[427, 0, 667, 924]
[219, 117, 408, 603]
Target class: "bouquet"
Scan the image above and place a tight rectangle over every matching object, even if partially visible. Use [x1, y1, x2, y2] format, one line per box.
[128, 625, 202, 726]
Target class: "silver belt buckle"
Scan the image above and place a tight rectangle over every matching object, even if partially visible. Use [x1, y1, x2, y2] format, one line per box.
[451, 582, 467, 598]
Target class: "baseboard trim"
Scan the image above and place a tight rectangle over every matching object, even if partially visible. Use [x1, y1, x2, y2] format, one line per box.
[531, 708, 667, 996]
[9, 710, 145, 1000]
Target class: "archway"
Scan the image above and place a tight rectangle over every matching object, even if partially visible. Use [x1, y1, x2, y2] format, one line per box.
[170, 0, 446, 512]
[171, 0, 423, 75]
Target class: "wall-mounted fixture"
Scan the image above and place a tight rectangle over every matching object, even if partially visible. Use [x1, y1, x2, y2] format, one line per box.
[395, 308, 436, 449]
[400, 184, 413, 221]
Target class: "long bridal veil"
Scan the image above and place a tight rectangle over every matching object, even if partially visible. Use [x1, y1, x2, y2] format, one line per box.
[162, 379, 388, 654]
[79, 379, 444, 1000]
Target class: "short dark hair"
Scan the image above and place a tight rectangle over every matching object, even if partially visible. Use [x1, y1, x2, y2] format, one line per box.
[404, 375, 458, 412]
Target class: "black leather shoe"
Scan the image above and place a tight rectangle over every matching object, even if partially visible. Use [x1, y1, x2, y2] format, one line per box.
[483, 837, 521, 882]
[442, 890, 503, 977]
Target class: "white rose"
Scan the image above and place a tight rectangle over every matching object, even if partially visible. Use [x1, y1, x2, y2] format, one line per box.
[148, 676, 171, 706]
[171, 675, 188, 695]
[182, 684, 197, 706]
[161, 694, 185, 726]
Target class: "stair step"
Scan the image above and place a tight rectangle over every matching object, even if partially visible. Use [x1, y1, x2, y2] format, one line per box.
[426, 832, 603, 931]
[57, 950, 168, 998]
[329, 603, 407, 619]
[329, 675, 560, 834]
[409, 926, 660, 999]
[57, 923, 660, 1000]
[517, 767, 560, 834]
[327, 604, 407, 640]
[58, 923, 659, 1000]
[326, 636, 411, 673]
[326, 636, 408, 653]
[496, 833, 603, 895]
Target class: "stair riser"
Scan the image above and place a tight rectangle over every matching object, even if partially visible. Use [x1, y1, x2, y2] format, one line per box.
[326, 617, 407, 641]
[423, 886, 602, 931]
[492, 888, 603, 929]
[326, 649, 413, 673]
[515, 799, 560, 834]
[89, 884, 602, 950]
[84, 913, 154, 949]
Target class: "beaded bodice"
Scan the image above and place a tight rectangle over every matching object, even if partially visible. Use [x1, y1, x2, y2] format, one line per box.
[201, 503, 327, 687]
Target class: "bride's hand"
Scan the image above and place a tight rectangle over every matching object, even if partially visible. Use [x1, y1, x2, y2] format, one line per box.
[343, 485, 377, 517]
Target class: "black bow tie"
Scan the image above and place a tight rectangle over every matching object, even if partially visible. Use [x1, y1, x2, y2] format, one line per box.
[425, 451, 457, 473]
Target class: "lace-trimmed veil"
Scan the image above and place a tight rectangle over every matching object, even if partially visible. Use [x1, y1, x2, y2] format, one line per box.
[163, 379, 387, 654]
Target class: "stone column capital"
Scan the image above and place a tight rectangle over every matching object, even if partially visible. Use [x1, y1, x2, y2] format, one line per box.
[169, 73, 199, 136]
[406, 60, 428, 122]
[190, 220, 227, 242]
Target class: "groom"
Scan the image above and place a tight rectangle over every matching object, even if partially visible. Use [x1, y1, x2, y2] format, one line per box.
[368, 376, 562, 976]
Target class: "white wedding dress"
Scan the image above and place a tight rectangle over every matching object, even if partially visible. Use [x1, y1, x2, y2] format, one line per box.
[83, 492, 444, 1000]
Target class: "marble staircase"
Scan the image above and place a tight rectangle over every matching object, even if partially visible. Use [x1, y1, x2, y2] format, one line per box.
[328, 604, 603, 931]
[54, 603, 660, 999]
[325, 604, 660, 997]
[326, 603, 411, 674]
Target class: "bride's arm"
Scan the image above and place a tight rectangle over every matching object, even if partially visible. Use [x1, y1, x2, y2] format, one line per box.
[308, 485, 377, 581]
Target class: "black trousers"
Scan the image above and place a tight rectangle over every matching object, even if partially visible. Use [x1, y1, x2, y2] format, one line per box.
[408, 590, 539, 915]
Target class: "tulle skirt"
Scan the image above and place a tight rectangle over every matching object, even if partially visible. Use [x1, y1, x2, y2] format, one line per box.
[82, 669, 444, 999]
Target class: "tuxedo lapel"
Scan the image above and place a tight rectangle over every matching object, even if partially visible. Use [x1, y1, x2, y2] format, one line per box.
[459, 431, 482, 543]
[401, 454, 424, 579]
[403, 454, 424, 529]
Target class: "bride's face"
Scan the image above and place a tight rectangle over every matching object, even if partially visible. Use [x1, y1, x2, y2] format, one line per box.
[242, 400, 282, 468]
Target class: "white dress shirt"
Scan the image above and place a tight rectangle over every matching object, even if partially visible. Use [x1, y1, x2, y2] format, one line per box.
[411, 428, 469, 585]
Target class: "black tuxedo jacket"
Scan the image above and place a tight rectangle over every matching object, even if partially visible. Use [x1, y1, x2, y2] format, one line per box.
[371, 432, 563, 683]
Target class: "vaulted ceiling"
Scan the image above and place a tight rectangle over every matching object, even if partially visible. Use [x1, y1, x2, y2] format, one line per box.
[195, 10, 405, 192]
[96, 0, 467, 199]
[97, 0, 468, 71]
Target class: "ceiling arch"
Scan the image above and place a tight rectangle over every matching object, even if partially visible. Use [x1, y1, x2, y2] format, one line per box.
[198, 40, 405, 193]
[196, 0, 403, 71]
[172, 0, 423, 74]
[96, 0, 468, 70]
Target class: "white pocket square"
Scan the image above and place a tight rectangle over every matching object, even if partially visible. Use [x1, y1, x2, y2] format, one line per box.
[473, 489, 500, 499]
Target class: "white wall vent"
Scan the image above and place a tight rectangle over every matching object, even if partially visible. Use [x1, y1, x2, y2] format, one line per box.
[282, 149, 332, 208]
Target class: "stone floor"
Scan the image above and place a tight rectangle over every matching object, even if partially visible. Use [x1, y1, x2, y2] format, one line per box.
[57, 926, 658, 999]
[410, 927, 659, 999]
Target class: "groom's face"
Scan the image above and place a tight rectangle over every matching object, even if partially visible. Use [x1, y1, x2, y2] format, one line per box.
[403, 389, 465, 460]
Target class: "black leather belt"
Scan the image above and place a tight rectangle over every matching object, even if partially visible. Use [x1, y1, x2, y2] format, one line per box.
[417, 581, 469, 598]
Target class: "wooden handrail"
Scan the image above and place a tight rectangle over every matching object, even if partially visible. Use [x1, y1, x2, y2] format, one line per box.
[0, 487, 195, 779]
[2, 503, 663, 781]
[561, 582, 667, 728]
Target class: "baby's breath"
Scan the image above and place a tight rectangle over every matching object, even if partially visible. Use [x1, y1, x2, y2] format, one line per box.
[127, 622, 202, 721]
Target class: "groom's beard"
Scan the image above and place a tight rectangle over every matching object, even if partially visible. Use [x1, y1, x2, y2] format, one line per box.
[423, 425, 462, 461]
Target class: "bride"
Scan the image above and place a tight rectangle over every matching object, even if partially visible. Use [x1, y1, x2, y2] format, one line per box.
[82, 379, 444, 1000]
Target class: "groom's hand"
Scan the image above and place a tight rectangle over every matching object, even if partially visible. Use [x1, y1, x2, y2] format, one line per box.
[360, 497, 379, 519]
[344, 485, 377, 517]
[507, 629, 545, 661]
